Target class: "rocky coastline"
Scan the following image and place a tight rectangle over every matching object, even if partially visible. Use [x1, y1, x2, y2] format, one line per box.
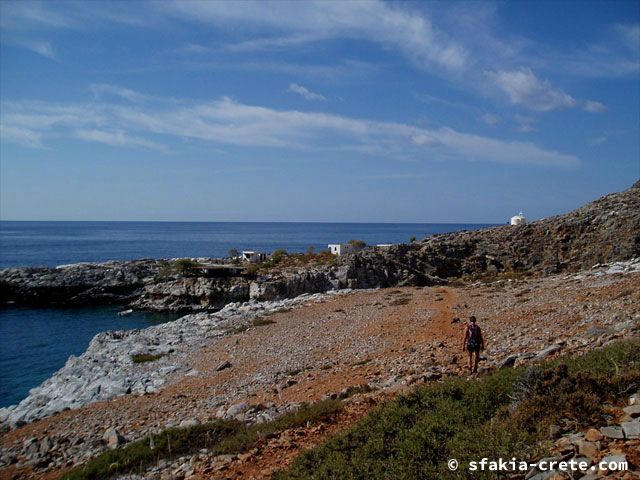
[0, 289, 353, 430]
[0, 181, 639, 478]
[2, 182, 638, 314]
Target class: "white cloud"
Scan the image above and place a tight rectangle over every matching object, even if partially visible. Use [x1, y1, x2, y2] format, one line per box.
[159, 0, 468, 72]
[75, 129, 168, 152]
[481, 113, 500, 126]
[0, 124, 43, 148]
[488, 68, 576, 111]
[615, 24, 640, 52]
[90, 84, 148, 103]
[530, 24, 640, 79]
[488, 68, 607, 114]
[582, 100, 607, 113]
[224, 34, 323, 53]
[288, 83, 326, 101]
[0, 1, 72, 29]
[410, 133, 443, 147]
[0, 0, 148, 30]
[0, 90, 580, 168]
[590, 136, 607, 145]
[5, 37, 56, 60]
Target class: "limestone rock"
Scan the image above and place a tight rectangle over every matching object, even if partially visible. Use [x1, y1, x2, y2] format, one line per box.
[584, 428, 603, 442]
[600, 426, 624, 439]
[102, 427, 125, 449]
[621, 421, 640, 439]
[179, 419, 199, 429]
[498, 355, 517, 369]
[215, 361, 232, 372]
[622, 405, 640, 418]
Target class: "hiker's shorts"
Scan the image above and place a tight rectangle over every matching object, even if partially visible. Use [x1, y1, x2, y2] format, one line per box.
[466, 342, 480, 352]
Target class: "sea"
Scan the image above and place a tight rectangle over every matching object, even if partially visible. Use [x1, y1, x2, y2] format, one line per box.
[0, 221, 493, 408]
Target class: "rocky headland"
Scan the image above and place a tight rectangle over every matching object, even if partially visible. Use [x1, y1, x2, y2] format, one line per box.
[2, 181, 638, 313]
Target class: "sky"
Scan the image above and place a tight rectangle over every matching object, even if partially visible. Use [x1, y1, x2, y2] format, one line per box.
[0, 0, 638, 223]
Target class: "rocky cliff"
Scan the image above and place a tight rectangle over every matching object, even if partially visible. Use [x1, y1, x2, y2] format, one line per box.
[130, 277, 250, 313]
[0, 260, 160, 307]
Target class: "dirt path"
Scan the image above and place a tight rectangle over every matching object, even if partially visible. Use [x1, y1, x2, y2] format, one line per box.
[201, 288, 460, 480]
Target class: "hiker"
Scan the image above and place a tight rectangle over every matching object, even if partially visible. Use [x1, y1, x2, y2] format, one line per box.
[462, 315, 484, 373]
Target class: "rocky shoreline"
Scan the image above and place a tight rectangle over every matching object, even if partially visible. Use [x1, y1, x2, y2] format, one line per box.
[0, 289, 353, 430]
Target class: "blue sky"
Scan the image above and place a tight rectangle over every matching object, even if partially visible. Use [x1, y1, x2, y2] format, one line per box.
[0, 0, 638, 223]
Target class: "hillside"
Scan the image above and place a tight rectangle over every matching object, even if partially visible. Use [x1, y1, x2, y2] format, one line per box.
[337, 180, 640, 288]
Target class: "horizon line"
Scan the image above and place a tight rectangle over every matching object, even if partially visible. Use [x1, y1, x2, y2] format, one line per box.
[0, 219, 502, 226]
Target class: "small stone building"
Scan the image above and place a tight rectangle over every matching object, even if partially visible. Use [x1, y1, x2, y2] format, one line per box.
[510, 212, 527, 226]
[328, 244, 354, 256]
[241, 251, 267, 262]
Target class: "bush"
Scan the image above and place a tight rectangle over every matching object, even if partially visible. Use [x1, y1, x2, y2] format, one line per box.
[174, 258, 199, 276]
[131, 353, 164, 364]
[348, 239, 366, 250]
[271, 249, 288, 263]
[63, 400, 343, 480]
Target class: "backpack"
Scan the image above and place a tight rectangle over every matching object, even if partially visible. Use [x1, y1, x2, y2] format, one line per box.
[467, 324, 480, 350]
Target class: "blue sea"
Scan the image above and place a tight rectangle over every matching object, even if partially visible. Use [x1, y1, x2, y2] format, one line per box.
[0, 221, 493, 408]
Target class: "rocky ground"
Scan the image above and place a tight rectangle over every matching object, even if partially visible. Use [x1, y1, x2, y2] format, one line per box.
[0, 258, 638, 480]
[530, 391, 640, 480]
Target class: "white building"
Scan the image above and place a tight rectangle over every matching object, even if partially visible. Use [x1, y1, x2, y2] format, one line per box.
[241, 251, 267, 262]
[510, 212, 527, 226]
[328, 243, 354, 256]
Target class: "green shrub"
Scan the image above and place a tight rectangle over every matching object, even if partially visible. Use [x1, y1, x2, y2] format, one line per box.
[174, 258, 199, 276]
[276, 340, 640, 480]
[63, 400, 343, 480]
[272, 249, 288, 263]
[131, 353, 164, 364]
[348, 239, 366, 250]
[63, 420, 248, 480]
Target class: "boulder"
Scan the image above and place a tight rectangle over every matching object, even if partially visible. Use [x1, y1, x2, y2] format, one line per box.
[599, 426, 624, 439]
[179, 419, 199, 429]
[226, 402, 250, 418]
[622, 405, 640, 418]
[498, 355, 518, 369]
[621, 421, 640, 439]
[535, 345, 562, 360]
[576, 440, 599, 458]
[215, 361, 232, 372]
[102, 427, 125, 449]
[584, 428, 603, 442]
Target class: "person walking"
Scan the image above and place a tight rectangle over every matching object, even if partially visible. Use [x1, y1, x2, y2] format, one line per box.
[462, 315, 484, 373]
